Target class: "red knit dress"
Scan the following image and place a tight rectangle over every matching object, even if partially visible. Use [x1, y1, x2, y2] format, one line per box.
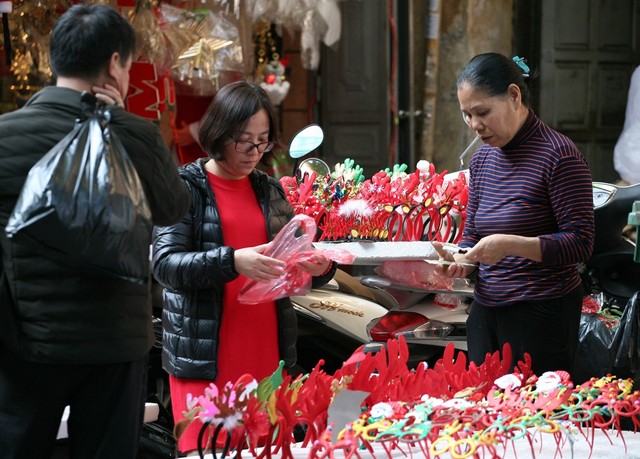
[169, 171, 280, 454]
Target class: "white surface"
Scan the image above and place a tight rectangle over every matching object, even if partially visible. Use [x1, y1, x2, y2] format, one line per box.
[198, 429, 640, 458]
[56, 402, 159, 439]
[313, 241, 438, 265]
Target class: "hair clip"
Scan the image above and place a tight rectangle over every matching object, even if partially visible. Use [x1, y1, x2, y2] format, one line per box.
[512, 56, 530, 77]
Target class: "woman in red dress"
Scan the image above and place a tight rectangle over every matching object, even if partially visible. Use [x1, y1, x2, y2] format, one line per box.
[152, 81, 335, 456]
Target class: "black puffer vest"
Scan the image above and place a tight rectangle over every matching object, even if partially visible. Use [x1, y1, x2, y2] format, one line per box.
[153, 160, 299, 380]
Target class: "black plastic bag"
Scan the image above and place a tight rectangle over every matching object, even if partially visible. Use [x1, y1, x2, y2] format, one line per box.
[138, 394, 176, 459]
[5, 93, 152, 283]
[137, 421, 176, 459]
[574, 292, 640, 383]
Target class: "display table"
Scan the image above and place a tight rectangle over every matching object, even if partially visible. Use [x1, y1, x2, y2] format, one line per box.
[198, 429, 640, 458]
[313, 241, 438, 265]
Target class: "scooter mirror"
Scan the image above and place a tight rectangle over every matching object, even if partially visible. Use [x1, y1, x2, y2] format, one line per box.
[288, 124, 324, 159]
[298, 157, 331, 178]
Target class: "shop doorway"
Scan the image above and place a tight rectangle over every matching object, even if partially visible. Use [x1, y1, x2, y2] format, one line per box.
[535, 0, 640, 182]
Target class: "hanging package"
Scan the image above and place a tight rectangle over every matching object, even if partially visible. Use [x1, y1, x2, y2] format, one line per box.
[5, 93, 152, 283]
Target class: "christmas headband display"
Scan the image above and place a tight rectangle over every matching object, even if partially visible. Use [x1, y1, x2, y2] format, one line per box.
[180, 337, 640, 459]
[279, 159, 469, 244]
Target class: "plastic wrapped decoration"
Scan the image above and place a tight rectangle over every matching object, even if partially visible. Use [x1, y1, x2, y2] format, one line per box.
[300, 0, 341, 70]
[299, 3, 328, 70]
[170, 6, 245, 96]
[250, 0, 341, 71]
[246, 0, 278, 24]
[238, 214, 355, 304]
[131, 2, 199, 71]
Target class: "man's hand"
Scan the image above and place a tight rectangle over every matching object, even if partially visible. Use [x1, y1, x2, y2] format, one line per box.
[92, 83, 124, 107]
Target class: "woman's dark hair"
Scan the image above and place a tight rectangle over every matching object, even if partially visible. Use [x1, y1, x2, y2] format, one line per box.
[50, 4, 136, 81]
[456, 52, 531, 107]
[198, 81, 280, 165]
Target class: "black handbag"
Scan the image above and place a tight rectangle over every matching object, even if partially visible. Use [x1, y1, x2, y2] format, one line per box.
[5, 92, 152, 283]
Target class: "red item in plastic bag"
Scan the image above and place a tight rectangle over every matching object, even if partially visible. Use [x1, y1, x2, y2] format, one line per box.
[238, 215, 355, 304]
[433, 293, 461, 309]
[375, 260, 453, 290]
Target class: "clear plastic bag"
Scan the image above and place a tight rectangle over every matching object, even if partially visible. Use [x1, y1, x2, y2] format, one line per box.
[238, 214, 355, 304]
[374, 260, 454, 291]
[5, 93, 152, 283]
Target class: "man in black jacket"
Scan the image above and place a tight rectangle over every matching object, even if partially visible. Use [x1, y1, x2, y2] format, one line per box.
[0, 4, 191, 459]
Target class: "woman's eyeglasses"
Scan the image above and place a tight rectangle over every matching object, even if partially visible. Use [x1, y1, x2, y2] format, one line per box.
[233, 139, 275, 154]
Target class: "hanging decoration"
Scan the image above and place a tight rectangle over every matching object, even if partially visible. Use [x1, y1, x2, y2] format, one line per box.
[126, 60, 164, 120]
[253, 21, 290, 106]
[247, 0, 342, 71]
[4, 0, 66, 105]
[167, 4, 243, 96]
[0, 1, 343, 113]
[131, 1, 198, 73]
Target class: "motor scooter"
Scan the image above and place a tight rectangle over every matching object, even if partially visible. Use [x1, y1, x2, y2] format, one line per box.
[292, 256, 473, 372]
[286, 127, 474, 372]
[583, 181, 640, 301]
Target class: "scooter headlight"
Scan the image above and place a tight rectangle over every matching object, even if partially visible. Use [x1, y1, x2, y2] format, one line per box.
[400, 320, 454, 339]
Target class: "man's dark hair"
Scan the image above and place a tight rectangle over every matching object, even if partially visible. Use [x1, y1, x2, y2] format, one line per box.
[198, 80, 280, 165]
[50, 4, 137, 80]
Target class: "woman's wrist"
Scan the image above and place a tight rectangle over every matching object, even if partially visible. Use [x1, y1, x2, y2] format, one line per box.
[319, 261, 334, 277]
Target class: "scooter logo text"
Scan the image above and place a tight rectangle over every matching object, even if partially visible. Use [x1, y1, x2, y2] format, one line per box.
[309, 300, 364, 317]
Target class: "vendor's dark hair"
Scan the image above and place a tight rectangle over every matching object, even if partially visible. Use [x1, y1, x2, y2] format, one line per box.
[199, 81, 280, 165]
[50, 4, 136, 81]
[456, 52, 531, 107]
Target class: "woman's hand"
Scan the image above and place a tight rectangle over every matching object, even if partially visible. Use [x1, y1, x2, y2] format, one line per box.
[234, 244, 287, 282]
[174, 121, 199, 147]
[464, 234, 542, 264]
[92, 83, 124, 108]
[296, 252, 332, 277]
[432, 241, 476, 278]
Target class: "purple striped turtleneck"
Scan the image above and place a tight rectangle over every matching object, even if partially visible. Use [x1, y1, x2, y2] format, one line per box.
[461, 111, 595, 307]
